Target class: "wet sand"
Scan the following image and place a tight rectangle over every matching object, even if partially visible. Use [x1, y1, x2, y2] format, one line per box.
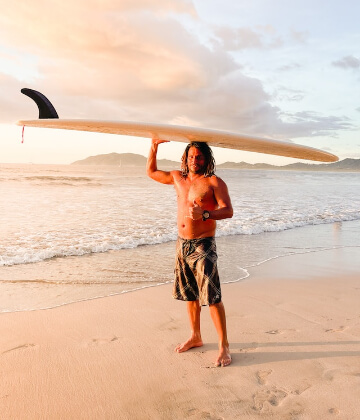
[0, 246, 359, 419]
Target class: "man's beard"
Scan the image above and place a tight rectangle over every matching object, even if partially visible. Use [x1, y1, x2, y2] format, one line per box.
[189, 164, 205, 174]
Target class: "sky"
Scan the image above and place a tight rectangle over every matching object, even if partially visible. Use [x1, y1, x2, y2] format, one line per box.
[0, 0, 359, 165]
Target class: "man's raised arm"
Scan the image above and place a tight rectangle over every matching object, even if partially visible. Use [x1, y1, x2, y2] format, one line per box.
[146, 139, 174, 185]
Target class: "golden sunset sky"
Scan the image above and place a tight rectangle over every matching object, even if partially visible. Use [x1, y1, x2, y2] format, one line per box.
[0, 0, 359, 164]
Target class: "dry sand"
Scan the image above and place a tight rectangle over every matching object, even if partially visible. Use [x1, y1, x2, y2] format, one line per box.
[0, 246, 359, 419]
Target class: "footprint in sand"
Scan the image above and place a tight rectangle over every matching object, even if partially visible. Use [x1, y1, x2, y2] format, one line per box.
[256, 369, 273, 385]
[325, 326, 348, 333]
[158, 316, 179, 332]
[88, 336, 119, 346]
[291, 382, 311, 395]
[239, 343, 258, 352]
[265, 329, 282, 335]
[265, 328, 296, 335]
[2, 343, 36, 354]
[252, 387, 288, 412]
[323, 369, 338, 381]
[329, 407, 340, 415]
[185, 408, 224, 419]
[287, 402, 305, 418]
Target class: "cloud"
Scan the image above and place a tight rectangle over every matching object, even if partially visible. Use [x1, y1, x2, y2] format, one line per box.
[213, 26, 307, 52]
[289, 29, 308, 44]
[332, 55, 360, 69]
[277, 62, 302, 72]
[0, 1, 355, 143]
[0, 1, 197, 63]
[213, 25, 283, 51]
[341, 151, 360, 158]
[278, 111, 355, 138]
[0, 73, 34, 121]
[273, 86, 305, 102]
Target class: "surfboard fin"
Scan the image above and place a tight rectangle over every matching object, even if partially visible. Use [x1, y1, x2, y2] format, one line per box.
[21, 88, 59, 119]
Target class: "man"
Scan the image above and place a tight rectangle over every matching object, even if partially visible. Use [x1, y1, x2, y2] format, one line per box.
[147, 139, 233, 367]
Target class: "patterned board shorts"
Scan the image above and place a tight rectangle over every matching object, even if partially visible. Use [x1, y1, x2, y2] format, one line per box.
[173, 236, 222, 306]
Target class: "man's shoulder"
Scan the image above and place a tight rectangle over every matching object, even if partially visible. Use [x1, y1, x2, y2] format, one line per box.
[171, 170, 183, 180]
[208, 174, 226, 185]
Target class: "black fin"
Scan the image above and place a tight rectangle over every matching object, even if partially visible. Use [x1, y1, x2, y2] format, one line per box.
[21, 88, 59, 119]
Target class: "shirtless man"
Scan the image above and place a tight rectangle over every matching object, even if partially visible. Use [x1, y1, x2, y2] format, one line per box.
[147, 139, 233, 367]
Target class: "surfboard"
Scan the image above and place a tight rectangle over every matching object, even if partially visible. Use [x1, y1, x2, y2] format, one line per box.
[17, 89, 339, 163]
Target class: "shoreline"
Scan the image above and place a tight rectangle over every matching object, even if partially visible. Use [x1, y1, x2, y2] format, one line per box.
[3, 159, 360, 172]
[0, 246, 359, 419]
[1, 219, 359, 313]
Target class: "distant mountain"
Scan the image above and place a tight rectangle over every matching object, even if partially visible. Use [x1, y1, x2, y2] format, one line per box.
[218, 158, 360, 172]
[218, 161, 276, 170]
[282, 158, 360, 171]
[72, 153, 360, 172]
[72, 152, 179, 167]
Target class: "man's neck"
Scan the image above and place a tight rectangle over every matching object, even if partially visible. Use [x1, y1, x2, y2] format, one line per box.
[187, 172, 205, 182]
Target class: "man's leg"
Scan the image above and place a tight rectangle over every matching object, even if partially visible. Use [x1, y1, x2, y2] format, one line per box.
[209, 301, 231, 366]
[175, 300, 203, 352]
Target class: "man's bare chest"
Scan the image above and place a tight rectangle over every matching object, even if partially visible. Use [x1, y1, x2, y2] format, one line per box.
[175, 178, 214, 204]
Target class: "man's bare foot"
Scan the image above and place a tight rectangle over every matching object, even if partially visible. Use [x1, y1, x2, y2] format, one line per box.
[215, 345, 231, 367]
[175, 337, 203, 353]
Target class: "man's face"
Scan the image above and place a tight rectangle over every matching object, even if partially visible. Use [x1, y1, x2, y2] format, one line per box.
[187, 147, 206, 174]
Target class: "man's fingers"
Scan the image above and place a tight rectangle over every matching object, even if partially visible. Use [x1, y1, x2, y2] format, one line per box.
[152, 138, 170, 145]
[188, 199, 203, 221]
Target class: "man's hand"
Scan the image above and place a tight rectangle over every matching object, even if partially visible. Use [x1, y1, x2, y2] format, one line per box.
[152, 138, 170, 146]
[188, 199, 203, 221]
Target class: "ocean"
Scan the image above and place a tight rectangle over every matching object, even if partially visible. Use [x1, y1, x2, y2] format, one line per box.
[1, 163, 359, 312]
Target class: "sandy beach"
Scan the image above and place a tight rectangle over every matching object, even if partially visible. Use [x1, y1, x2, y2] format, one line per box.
[0, 244, 359, 419]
